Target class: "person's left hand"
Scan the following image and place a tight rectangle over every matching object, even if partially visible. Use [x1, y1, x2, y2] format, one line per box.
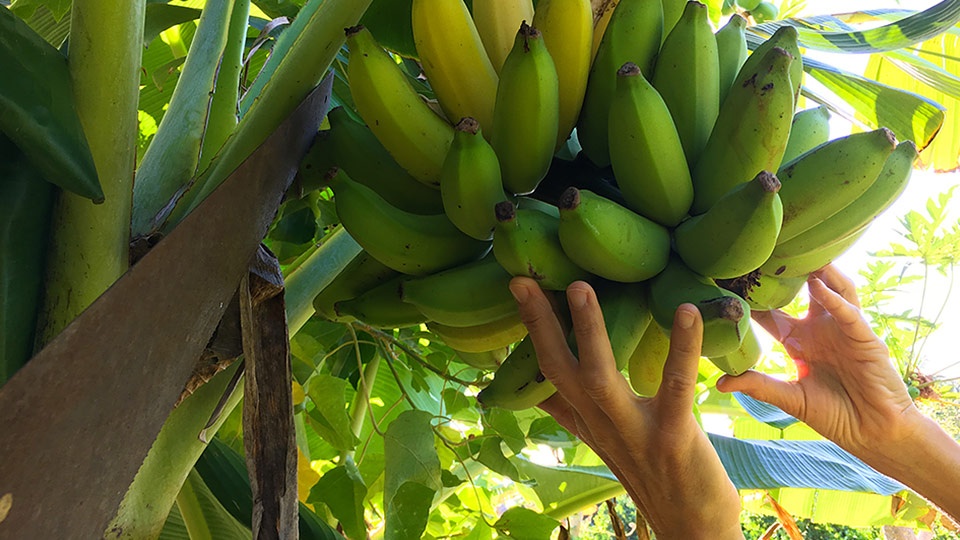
[509, 277, 744, 540]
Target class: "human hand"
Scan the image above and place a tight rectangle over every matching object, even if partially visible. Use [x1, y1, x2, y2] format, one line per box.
[509, 277, 744, 540]
[716, 264, 922, 466]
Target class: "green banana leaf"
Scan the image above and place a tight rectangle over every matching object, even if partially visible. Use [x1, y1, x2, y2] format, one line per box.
[732, 392, 799, 430]
[750, 1, 960, 53]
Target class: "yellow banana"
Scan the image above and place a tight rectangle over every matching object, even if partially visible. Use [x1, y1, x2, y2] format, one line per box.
[427, 312, 528, 353]
[412, 0, 499, 131]
[346, 25, 454, 187]
[454, 347, 508, 370]
[652, 0, 719, 167]
[441, 117, 509, 241]
[608, 62, 693, 227]
[590, 0, 620, 61]
[628, 321, 669, 397]
[578, 0, 663, 168]
[328, 169, 490, 276]
[472, 0, 534, 73]
[690, 46, 795, 215]
[533, 0, 594, 146]
[491, 22, 560, 195]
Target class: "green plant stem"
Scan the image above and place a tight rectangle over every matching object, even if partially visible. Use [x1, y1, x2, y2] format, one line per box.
[341, 334, 380, 462]
[284, 226, 362, 334]
[175, 470, 215, 540]
[36, 0, 145, 346]
[354, 322, 483, 387]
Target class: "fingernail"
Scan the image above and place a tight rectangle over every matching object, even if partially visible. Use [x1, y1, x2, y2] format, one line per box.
[568, 288, 588, 310]
[509, 282, 528, 304]
[676, 306, 695, 329]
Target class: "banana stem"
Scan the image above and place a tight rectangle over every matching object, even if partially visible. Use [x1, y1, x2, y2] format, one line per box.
[36, 0, 144, 346]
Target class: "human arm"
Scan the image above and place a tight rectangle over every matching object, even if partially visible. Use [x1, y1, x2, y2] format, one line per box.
[716, 264, 960, 522]
[509, 277, 744, 540]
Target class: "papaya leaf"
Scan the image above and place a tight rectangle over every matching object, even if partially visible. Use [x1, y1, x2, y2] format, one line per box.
[309, 461, 367, 540]
[482, 408, 527, 454]
[493, 507, 560, 540]
[305, 374, 360, 452]
[477, 437, 522, 483]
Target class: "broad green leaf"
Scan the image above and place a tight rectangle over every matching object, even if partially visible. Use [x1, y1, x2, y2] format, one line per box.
[143, 4, 201, 46]
[309, 461, 368, 540]
[174, 469, 251, 540]
[804, 55, 945, 151]
[9, 0, 69, 21]
[476, 437, 522, 483]
[749, 2, 960, 53]
[386, 481, 435, 540]
[360, 0, 415, 58]
[733, 392, 799, 430]
[382, 410, 440, 538]
[493, 507, 560, 540]
[742, 487, 926, 529]
[252, 0, 306, 19]
[17, 3, 69, 46]
[482, 408, 526, 454]
[305, 374, 360, 452]
[866, 33, 960, 172]
[526, 416, 577, 448]
[512, 457, 625, 520]
[708, 434, 905, 494]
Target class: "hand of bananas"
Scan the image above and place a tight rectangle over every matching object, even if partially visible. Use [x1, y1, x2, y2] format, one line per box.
[307, 0, 918, 411]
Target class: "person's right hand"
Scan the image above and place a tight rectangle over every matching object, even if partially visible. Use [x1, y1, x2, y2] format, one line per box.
[716, 264, 922, 466]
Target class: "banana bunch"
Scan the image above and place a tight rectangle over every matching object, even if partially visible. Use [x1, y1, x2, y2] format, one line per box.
[300, 6, 921, 411]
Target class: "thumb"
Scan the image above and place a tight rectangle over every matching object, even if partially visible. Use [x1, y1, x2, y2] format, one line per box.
[716, 371, 805, 422]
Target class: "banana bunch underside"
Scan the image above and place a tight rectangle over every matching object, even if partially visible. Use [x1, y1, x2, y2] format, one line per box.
[296, 4, 919, 410]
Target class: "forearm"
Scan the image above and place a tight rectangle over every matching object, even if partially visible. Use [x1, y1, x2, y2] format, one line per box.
[863, 412, 960, 523]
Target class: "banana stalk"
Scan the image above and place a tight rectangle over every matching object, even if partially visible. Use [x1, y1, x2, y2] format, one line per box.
[36, 0, 145, 346]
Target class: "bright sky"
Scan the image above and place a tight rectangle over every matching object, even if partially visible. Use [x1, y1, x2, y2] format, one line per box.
[787, 0, 960, 380]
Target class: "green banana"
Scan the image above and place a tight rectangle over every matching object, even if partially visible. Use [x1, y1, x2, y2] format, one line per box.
[478, 282, 650, 409]
[627, 320, 670, 397]
[334, 275, 429, 329]
[715, 14, 748, 104]
[533, 0, 594, 146]
[328, 169, 490, 276]
[440, 117, 508, 241]
[454, 347, 509, 370]
[557, 187, 670, 283]
[781, 104, 831, 165]
[652, 0, 720, 167]
[346, 26, 454, 187]
[427, 312, 528, 353]
[493, 200, 591, 290]
[761, 225, 868, 278]
[773, 140, 917, 260]
[472, 0, 535, 73]
[674, 170, 783, 279]
[608, 62, 694, 227]
[736, 25, 803, 102]
[476, 335, 555, 410]
[649, 257, 750, 357]
[661, 0, 686, 40]
[776, 127, 897, 244]
[726, 271, 807, 311]
[690, 46, 795, 215]
[401, 255, 516, 327]
[708, 320, 762, 375]
[491, 21, 560, 195]
[578, 0, 663, 168]
[412, 0, 498, 131]
[299, 106, 443, 215]
[312, 249, 399, 322]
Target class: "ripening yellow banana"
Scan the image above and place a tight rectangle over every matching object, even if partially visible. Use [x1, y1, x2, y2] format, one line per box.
[412, 0, 499, 131]
[346, 26, 454, 187]
[590, 0, 620, 61]
[533, 0, 593, 147]
[473, 0, 535, 73]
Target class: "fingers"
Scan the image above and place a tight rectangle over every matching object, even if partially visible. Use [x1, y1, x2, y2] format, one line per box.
[808, 278, 877, 344]
[751, 309, 796, 343]
[510, 277, 577, 382]
[716, 370, 806, 422]
[655, 304, 704, 420]
[813, 264, 861, 308]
